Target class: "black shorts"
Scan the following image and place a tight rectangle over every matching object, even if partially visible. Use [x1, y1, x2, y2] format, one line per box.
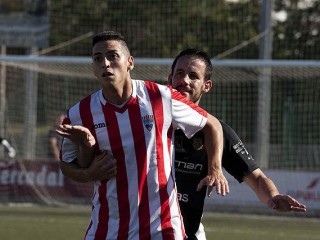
[180, 204, 203, 240]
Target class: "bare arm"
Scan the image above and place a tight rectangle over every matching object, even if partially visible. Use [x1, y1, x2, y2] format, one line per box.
[56, 124, 96, 167]
[244, 169, 306, 212]
[243, 169, 279, 205]
[60, 151, 117, 183]
[197, 114, 229, 197]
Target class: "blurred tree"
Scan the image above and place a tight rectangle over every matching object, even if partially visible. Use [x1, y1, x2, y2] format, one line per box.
[49, 0, 319, 59]
[273, 0, 320, 59]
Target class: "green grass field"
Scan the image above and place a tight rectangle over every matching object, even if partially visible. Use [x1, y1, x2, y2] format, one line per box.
[0, 204, 319, 240]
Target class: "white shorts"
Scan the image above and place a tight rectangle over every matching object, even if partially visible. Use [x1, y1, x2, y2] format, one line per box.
[195, 222, 206, 240]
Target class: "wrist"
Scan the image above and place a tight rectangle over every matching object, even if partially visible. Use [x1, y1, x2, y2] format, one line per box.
[209, 165, 222, 174]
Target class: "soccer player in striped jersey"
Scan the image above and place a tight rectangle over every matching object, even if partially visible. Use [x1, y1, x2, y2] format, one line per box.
[169, 48, 307, 240]
[57, 31, 229, 240]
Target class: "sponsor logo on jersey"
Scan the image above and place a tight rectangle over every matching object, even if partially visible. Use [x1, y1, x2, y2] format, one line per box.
[175, 160, 203, 172]
[177, 192, 189, 202]
[93, 122, 109, 129]
[142, 114, 154, 131]
[192, 137, 204, 150]
[233, 141, 253, 160]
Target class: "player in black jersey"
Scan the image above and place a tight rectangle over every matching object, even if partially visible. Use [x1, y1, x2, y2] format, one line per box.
[169, 48, 307, 240]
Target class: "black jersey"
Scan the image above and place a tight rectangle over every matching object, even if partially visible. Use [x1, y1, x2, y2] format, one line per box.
[174, 120, 258, 239]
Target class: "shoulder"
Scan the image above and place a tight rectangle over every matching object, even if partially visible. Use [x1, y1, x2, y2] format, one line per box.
[220, 120, 241, 140]
[66, 90, 101, 123]
[139, 80, 169, 90]
[69, 90, 100, 109]
[135, 80, 172, 98]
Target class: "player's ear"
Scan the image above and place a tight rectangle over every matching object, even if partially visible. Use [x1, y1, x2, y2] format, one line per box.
[168, 73, 173, 85]
[128, 56, 134, 71]
[203, 79, 213, 93]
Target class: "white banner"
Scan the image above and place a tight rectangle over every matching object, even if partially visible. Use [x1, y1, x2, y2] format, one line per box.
[205, 170, 320, 210]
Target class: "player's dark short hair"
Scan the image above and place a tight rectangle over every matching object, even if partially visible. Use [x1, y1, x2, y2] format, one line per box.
[171, 48, 213, 80]
[92, 31, 130, 54]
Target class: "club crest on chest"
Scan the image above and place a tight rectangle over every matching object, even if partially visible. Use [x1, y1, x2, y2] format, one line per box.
[193, 138, 204, 150]
[142, 114, 154, 131]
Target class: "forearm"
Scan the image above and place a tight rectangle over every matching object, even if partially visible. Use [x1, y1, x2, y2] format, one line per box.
[203, 114, 224, 174]
[59, 161, 92, 183]
[56, 124, 96, 167]
[78, 146, 95, 168]
[244, 170, 280, 206]
[257, 176, 280, 205]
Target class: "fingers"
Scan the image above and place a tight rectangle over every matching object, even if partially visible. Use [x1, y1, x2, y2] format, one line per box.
[213, 178, 221, 195]
[291, 206, 307, 212]
[269, 195, 307, 212]
[286, 195, 306, 208]
[209, 175, 229, 196]
[196, 178, 207, 192]
[55, 124, 71, 137]
[215, 177, 229, 196]
[207, 185, 214, 197]
[197, 178, 215, 197]
[91, 151, 117, 181]
[56, 124, 96, 147]
[285, 195, 307, 212]
[94, 150, 109, 161]
[196, 175, 229, 197]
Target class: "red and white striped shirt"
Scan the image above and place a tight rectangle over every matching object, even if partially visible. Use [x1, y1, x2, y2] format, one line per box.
[61, 80, 207, 240]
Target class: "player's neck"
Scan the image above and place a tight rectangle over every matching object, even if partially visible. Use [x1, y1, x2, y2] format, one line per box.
[102, 80, 133, 105]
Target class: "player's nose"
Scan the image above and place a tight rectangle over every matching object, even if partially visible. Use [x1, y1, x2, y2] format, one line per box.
[102, 57, 110, 68]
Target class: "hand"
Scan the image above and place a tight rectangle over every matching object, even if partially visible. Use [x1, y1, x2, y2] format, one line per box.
[86, 151, 117, 181]
[56, 124, 96, 147]
[197, 169, 229, 197]
[268, 195, 307, 212]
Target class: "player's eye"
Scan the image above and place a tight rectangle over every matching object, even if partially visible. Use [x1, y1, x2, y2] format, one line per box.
[107, 53, 119, 61]
[189, 73, 199, 80]
[175, 71, 184, 77]
[93, 56, 103, 62]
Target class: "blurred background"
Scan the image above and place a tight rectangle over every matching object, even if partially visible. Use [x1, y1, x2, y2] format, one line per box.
[0, 0, 319, 217]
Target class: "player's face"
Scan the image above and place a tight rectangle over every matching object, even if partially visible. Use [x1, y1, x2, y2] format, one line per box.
[92, 40, 134, 88]
[170, 56, 212, 105]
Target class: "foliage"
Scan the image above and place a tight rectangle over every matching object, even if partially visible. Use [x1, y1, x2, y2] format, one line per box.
[48, 0, 319, 59]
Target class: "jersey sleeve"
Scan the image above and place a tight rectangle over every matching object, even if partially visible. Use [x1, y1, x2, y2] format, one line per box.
[221, 121, 259, 183]
[171, 89, 208, 139]
[60, 104, 82, 163]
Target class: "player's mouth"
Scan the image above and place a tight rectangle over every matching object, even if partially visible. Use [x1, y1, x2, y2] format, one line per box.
[176, 86, 191, 94]
[102, 72, 113, 77]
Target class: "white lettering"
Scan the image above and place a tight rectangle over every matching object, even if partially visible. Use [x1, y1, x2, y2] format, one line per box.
[47, 171, 57, 186]
[0, 169, 9, 184]
[175, 160, 203, 171]
[17, 171, 25, 185]
[36, 166, 47, 186]
[177, 192, 189, 202]
[58, 170, 63, 187]
[26, 172, 35, 185]
[0, 166, 64, 187]
[10, 169, 18, 184]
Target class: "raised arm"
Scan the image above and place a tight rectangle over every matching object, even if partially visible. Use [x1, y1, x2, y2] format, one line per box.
[197, 113, 229, 197]
[244, 169, 306, 212]
[56, 124, 96, 167]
